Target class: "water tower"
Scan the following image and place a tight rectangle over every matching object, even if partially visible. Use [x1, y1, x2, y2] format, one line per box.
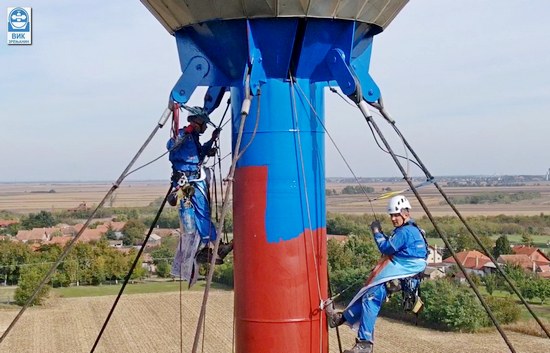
[140, 1, 408, 352]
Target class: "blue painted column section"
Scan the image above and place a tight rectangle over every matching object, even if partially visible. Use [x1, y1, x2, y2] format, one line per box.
[232, 78, 326, 241]
[232, 78, 328, 352]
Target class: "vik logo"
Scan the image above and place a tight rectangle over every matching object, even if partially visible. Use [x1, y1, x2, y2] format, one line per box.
[8, 7, 30, 31]
[7, 7, 32, 45]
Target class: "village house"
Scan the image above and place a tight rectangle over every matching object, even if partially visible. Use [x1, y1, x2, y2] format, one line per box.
[15, 227, 60, 243]
[442, 250, 492, 277]
[14, 219, 129, 247]
[423, 266, 446, 280]
[427, 245, 442, 264]
[146, 233, 162, 248]
[0, 220, 18, 229]
[497, 245, 550, 278]
[511, 245, 550, 267]
[108, 240, 124, 248]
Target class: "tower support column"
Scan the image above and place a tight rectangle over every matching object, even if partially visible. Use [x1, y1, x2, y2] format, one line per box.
[232, 77, 328, 353]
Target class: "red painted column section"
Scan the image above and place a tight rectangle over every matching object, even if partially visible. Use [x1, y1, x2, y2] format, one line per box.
[234, 166, 328, 352]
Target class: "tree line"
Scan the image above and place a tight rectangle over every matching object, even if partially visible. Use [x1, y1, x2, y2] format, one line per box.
[0, 239, 147, 305]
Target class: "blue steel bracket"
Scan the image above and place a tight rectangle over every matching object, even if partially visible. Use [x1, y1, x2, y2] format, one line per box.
[171, 56, 210, 104]
[326, 48, 362, 103]
[203, 86, 227, 115]
[247, 20, 267, 96]
[350, 38, 381, 103]
[326, 48, 382, 104]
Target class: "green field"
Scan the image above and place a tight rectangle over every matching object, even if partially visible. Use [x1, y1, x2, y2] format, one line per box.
[427, 234, 550, 250]
[0, 280, 231, 304]
[51, 280, 231, 298]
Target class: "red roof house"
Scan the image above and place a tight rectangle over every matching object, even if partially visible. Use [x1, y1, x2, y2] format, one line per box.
[511, 245, 550, 265]
[443, 250, 491, 270]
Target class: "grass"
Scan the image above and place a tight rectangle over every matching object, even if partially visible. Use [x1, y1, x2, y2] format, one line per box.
[52, 279, 231, 298]
[482, 289, 550, 320]
[0, 286, 16, 305]
[469, 285, 550, 337]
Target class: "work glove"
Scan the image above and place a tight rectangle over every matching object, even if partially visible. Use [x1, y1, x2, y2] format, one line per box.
[211, 127, 221, 140]
[206, 147, 218, 157]
[370, 220, 382, 234]
[167, 191, 178, 207]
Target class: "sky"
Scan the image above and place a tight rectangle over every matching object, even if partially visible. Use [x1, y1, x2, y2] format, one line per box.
[1, 1, 549, 182]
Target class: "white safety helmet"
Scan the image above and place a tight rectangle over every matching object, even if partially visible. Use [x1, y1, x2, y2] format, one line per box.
[387, 195, 412, 215]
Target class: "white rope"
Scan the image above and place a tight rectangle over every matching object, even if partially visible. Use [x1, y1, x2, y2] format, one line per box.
[289, 75, 324, 353]
[295, 83, 378, 215]
[191, 74, 253, 353]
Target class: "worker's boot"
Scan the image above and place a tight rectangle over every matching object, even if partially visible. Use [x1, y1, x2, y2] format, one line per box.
[217, 241, 234, 260]
[326, 303, 345, 328]
[343, 339, 373, 353]
[196, 247, 223, 265]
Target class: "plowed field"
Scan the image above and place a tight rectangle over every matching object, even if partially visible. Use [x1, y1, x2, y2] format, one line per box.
[1, 291, 548, 353]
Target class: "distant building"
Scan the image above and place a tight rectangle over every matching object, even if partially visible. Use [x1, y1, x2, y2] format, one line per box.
[511, 245, 550, 265]
[16, 227, 59, 243]
[0, 220, 18, 228]
[497, 245, 550, 276]
[146, 234, 162, 248]
[443, 250, 492, 276]
[423, 266, 446, 280]
[67, 202, 90, 213]
[108, 240, 124, 248]
[498, 254, 537, 273]
[427, 245, 442, 264]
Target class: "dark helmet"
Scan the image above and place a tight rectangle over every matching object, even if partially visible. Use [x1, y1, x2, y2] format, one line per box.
[187, 114, 211, 125]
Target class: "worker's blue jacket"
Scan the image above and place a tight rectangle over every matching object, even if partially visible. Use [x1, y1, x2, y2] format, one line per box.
[167, 129, 217, 243]
[373, 220, 428, 259]
[167, 129, 215, 174]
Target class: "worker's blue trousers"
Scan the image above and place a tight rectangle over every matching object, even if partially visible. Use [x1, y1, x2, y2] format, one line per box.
[342, 283, 387, 342]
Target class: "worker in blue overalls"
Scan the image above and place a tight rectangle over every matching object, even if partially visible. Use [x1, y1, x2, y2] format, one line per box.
[167, 113, 233, 285]
[167, 113, 220, 245]
[327, 195, 428, 353]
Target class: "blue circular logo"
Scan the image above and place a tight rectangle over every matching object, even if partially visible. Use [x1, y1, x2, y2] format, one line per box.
[9, 8, 29, 30]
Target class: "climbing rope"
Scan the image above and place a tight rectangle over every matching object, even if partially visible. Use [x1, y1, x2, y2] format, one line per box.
[179, 276, 184, 353]
[0, 107, 173, 347]
[355, 100, 519, 353]
[327, 273, 344, 353]
[191, 73, 255, 353]
[369, 98, 550, 340]
[293, 81, 378, 219]
[289, 75, 325, 353]
[90, 184, 173, 353]
[328, 88, 423, 172]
